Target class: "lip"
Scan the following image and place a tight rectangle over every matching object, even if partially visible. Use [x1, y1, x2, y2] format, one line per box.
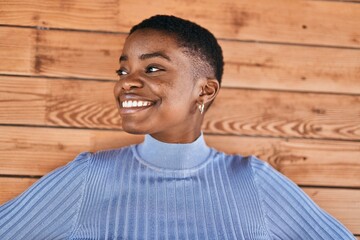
[119, 104, 154, 115]
[119, 94, 155, 102]
[117, 94, 157, 115]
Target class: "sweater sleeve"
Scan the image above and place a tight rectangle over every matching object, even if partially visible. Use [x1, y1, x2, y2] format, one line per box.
[250, 156, 355, 240]
[0, 151, 92, 240]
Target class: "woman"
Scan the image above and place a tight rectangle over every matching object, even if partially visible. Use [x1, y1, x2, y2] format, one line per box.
[0, 15, 355, 239]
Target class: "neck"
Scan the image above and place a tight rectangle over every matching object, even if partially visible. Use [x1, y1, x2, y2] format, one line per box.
[135, 132, 211, 170]
[150, 128, 202, 144]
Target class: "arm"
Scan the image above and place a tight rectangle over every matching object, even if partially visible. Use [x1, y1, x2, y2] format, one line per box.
[250, 156, 355, 240]
[0, 151, 92, 240]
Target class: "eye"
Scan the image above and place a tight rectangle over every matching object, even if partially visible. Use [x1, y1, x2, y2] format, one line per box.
[116, 68, 128, 76]
[146, 66, 162, 73]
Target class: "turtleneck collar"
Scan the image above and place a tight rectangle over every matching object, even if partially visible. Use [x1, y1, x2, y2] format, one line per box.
[135, 133, 211, 171]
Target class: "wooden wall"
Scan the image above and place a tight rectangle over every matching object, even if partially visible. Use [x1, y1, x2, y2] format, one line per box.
[0, 0, 359, 237]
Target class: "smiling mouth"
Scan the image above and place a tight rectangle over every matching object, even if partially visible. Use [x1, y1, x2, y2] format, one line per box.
[119, 100, 155, 114]
[121, 100, 153, 108]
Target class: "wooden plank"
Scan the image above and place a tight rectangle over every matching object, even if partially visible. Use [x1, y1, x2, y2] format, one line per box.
[0, 0, 119, 31]
[303, 188, 360, 235]
[0, 27, 123, 79]
[222, 40, 360, 94]
[0, 28, 33, 75]
[0, 76, 47, 125]
[117, 0, 360, 48]
[0, 76, 121, 127]
[1, 126, 359, 187]
[0, 177, 358, 234]
[206, 135, 360, 188]
[0, 177, 37, 205]
[1, 0, 360, 47]
[318, 0, 360, 2]
[205, 88, 360, 140]
[33, 29, 124, 79]
[0, 126, 141, 176]
[0, 76, 359, 140]
[1, 27, 359, 94]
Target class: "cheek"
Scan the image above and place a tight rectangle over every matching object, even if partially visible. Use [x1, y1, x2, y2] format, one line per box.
[161, 87, 196, 117]
[113, 81, 121, 96]
[152, 71, 197, 111]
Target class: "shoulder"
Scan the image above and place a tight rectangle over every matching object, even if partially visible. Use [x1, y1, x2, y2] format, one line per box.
[245, 156, 356, 239]
[79, 145, 136, 174]
[216, 151, 269, 174]
[88, 145, 135, 163]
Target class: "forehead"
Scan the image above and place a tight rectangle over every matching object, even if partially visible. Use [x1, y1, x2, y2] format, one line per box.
[122, 29, 183, 57]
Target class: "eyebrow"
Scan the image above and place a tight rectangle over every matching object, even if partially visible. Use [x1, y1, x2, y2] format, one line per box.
[119, 51, 171, 62]
[119, 55, 128, 62]
[140, 51, 171, 62]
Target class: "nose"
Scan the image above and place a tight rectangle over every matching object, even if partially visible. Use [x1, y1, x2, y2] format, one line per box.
[114, 73, 143, 99]
[121, 74, 143, 91]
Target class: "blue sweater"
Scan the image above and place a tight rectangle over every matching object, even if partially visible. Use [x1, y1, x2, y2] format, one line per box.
[0, 134, 355, 239]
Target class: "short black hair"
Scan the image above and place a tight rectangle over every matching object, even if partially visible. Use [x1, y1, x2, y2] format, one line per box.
[129, 15, 224, 85]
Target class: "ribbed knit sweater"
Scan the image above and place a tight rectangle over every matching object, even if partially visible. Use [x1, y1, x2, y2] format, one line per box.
[0, 134, 355, 239]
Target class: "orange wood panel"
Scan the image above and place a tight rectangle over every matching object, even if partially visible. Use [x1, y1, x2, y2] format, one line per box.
[1, 28, 360, 94]
[303, 187, 360, 235]
[33, 29, 124, 79]
[1, 76, 359, 140]
[0, 76, 47, 125]
[1, 0, 360, 47]
[117, 0, 360, 48]
[222, 40, 360, 94]
[0, 28, 34, 74]
[0, 0, 119, 31]
[1, 126, 359, 187]
[206, 135, 360, 188]
[0, 76, 121, 127]
[0, 27, 123, 79]
[0, 177, 37, 205]
[205, 89, 360, 140]
[0, 126, 141, 176]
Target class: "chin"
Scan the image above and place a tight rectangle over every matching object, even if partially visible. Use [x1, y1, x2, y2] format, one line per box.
[122, 124, 149, 135]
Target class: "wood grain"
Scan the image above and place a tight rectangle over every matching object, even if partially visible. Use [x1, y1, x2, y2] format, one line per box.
[0, 177, 37, 205]
[0, 126, 141, 176]
[222, 40, 360, 94]
[0, 28, 34, 75]
[0, 27, 123, 79]
[117, 0, 360, 48]
[1, 125, 359, 187]
[1, 76, 359, 140]
[0, 176, 358, 234]
[0, 76, 122, 127]
[206, 135, 360, 188]
[1, 27, 359, 94]
[205, 89, 360, 140]
[0, 0, 119, 31]
[1, 0, 360, 47]
[302, 187, 360, 235]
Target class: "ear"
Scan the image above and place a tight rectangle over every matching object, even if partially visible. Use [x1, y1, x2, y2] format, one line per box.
[197, 78, 220, 105]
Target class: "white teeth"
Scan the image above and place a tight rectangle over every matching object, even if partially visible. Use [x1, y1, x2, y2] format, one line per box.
[121, 100, 153, 108]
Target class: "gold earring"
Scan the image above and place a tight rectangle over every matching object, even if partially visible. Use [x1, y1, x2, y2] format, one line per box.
[198, 103, 205, 114]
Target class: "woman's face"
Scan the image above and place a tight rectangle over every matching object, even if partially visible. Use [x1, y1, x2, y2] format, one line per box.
[114, 29, 204, 142]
